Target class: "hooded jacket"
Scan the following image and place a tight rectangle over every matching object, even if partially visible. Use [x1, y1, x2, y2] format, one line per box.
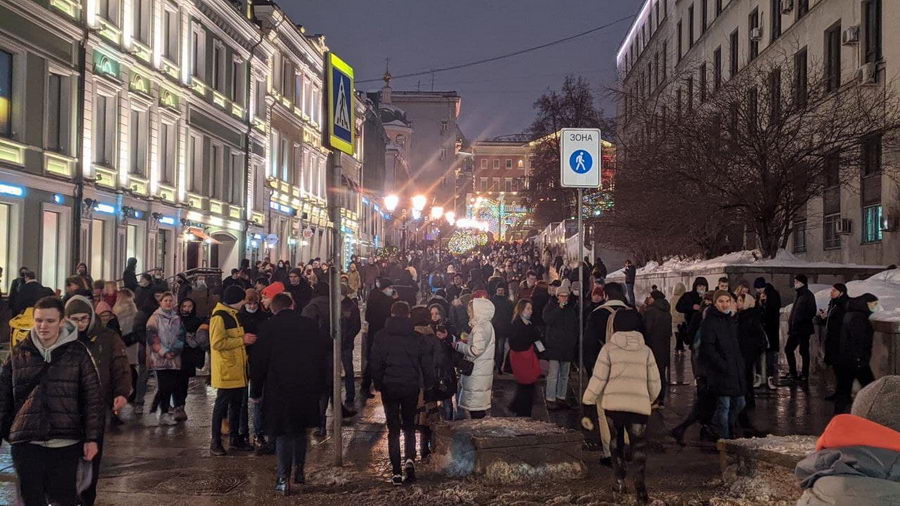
[837, 295, 878, 369]
[67, 295, 131, 407]
[146, 305, 185, 371]
[823, 294, 849, 366]
[758, 283, 783, 351]
[675, 277, 709, 324]
[582, 330, 661, 415]
[643, 298, 672, 369]
[670, 283, 687, 325]
[370, 317, 434, 395]
[790, 284, 818, 336]
[0, 321, 103, 445]
[542, 296, 580, 362]
[209, 302, 248, 389]
[456, 298, 496, 411]
[699, 305, 746, 396]
[340, 296, 362, 351]
[365, 289, 394, 340]
[736, 307, 768, 376]
[795, 414, 900, 506]
[583, 299, 629, 369]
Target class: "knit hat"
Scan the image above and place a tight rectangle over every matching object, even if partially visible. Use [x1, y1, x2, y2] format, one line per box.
[65, 296, 93, 318]
[340, 283, 350, 296]
[650, 290, 665, 300]
[795, 274, 808, 285]
[261, 281, 285, 299]
[94, 300, 113, 315]
[223, 285, 246, 305]
[832, 283, 847, 295]
[377, 277, 393, 289]
[753, 277, 767, 289]
[712, 289, 733, 303]
[851, 376, 900, 432]
[613, 309, 642, 333]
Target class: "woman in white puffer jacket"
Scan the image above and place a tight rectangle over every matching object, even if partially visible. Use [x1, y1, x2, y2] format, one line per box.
[455, 298, 495, 418]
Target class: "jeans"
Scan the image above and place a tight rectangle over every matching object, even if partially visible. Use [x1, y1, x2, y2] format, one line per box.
[713, 395, 746, 439]
[511, 383, 535, 417]
[834, 363, 875, 414]
[175, 370, 191, 408]
[382, 389, 418, 474]
[239, 388, 249, 437]
[606, 417, 647, 491]
[342, 348, 355, 404]
[495, 334, 508, 372]
[80, 427, 105, 506]
[155, 369, 181, 414]
[785, 332, 811, 378]
[12, 442, 81, 506]
[765, 350, 779, 378]
[545, 360, 570, 401]
[248, 381, 264, 437]
[440, 399, 455, 421]
[625, 283, 636, 306]
[135, 347, 149, 406]
[212, 387, 246, 444]
[276, 433, 308, 479]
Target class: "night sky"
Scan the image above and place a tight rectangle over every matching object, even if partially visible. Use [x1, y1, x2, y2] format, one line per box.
[283, 0, 637, 142]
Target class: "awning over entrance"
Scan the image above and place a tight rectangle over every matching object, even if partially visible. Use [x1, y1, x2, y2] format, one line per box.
[185, 227, 222, 244]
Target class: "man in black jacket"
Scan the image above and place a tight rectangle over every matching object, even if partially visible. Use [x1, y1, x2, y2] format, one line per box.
[11, 270, 54, 316]
[250, 293, 329, 495]
[490, 284, 514, 372]
[340, 283, 362, 406]
[833, 293, 879, 414]
[754, 277, 782, 388]
[285, 268, 313, 311]
[361, 278, 396, 398]
[700, 290, 746, 439]
[676, 277, 709, 329]
[370, 301, 434, 486]
[7, 266, 28, 312]
[623, 260, 637, 306]
[820, 283, 848, 399]
[785, 274, 817, 383]
[0, 296, 103, 506]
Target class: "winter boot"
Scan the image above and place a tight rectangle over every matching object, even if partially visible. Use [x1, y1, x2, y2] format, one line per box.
[293, 466, 305, 484]
[274, 476, 289, 496]
[613, 479, 627, 494]
[403, 459, 416, 484]
[391, 474, 403, 486]
[210, 441, 227, 456]
[635, 484, 650, 504]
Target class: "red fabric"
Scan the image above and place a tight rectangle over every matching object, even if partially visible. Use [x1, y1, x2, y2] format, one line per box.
[816, 414, 900, 452]
[509, 345, 541, 385]
[472, 290, 489, 299]
[261, 282, 285, 299]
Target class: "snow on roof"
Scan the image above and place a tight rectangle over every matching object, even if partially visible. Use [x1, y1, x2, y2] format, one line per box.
[811, 268, 900, 323]
[607, 249, 885, 278]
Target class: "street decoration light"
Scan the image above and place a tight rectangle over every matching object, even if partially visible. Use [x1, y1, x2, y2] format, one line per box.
[411, 194, 427, 212]
[384, 194, 399, 212]
[430, 206, 444, 220]
[444, 210, 456, 225]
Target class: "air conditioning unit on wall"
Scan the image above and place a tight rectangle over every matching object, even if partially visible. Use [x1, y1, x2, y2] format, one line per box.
[842, 25, 860, 45]
[835, 218, 852, 235]
[881, 215, 898, 232]
[859, 62, 878, 85]
[750, 27, 763, 41]
[781, 0, 794, 14]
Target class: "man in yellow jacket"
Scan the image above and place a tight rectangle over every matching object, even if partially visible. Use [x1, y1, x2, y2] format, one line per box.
[209, 285, 257, 456]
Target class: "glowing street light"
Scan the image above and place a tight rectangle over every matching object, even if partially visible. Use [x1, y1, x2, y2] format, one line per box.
[444, 210, 456, 225]
[384, 194, 399, 212]
[430, 206, 444, 220]
[412, 194, 427, 211]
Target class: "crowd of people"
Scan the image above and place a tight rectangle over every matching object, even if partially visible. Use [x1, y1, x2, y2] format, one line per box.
[0, 241, 892, 504]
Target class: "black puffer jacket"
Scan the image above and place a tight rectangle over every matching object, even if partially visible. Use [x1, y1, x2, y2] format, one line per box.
[0, 329, 103, 444]
[370, 317, 434, 395]
[789, 285, 817, 337]
[822, 294, 848, 366]
[837, 295, 877, 369]
[699, 306, 746, 397]
[542, 299, 579, 362]
[758, 284, 782, 351]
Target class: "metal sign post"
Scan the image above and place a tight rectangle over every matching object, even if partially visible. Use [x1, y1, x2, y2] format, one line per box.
[559, 128, 602, 408]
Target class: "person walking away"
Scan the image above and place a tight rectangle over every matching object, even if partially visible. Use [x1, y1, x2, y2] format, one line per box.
[581, 309, 661, 504]
[455, 298, 495, 419]
[795, 376, 900, 505]
[347, 262, 362, 300]
[250, 293, 329, 495]
[64, 295, 131, 506]
[642, 290, 672, 407]
[362, 278, 396, 398]
[146, 292, 186, 426]
[670, 282, 687, 354]
[833, 293, 880, 414]
[490, 284, 514, 373]
[7, 266, 28, 311]
[411, 306, 443, 459]
[370, 301, 434, 485]
[754, 277, 782, 389]
[785, 274, 817, 384]
[623, 260, 637, 306]
[209, 285, 255, 455]
[11, 269, 54, 316]
[177, 298, 207, 423]
[0, 296, 103, 506]
[340, 284, 362, 409]
[508, 300, 541, 417]
[543, 282, 579, 410]
[302, 282, 343, 436]
[113, 288, 141, 406]
[735, 293, 767, 435]
[433, 324, 459, 420]
[237, 290, 270, 451]
[819, 284, 848, 400]
[700, 291, 746, 439]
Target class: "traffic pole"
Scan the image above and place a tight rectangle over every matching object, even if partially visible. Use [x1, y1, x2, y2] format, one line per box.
[577, 187, 584, 408]
[328, 153, 343, 466]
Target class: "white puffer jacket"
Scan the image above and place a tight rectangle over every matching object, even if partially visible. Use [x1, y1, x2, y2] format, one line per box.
[582, 331, 661, 416]
[457, 298, 496, 412]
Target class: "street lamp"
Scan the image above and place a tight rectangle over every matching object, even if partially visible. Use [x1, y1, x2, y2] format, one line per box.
[430, 206, 444, 220]
[412, 194, 427, 212]
[444, 210, 456, 225]
[384, 194, 399, 212]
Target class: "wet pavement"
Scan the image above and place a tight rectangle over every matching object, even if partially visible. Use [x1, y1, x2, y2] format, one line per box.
[0, 340, 837, 505]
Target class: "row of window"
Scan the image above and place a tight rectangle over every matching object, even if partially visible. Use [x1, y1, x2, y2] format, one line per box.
[271, 51, 322, 124]
[793, 203, 883, 253]
[268, 129, 327, 199]
[478, 177, 526, 193]
[478, 158, 524, 170]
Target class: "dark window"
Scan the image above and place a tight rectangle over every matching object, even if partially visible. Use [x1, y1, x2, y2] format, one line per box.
[825, 23, 841, 92]
[662, 41, 668, 81]
[702, 0, 708, 33]
[792, 221, 807, 253]
[191, 31, 200, 78]
[794, 47, 808, 106]
[862, 205, 883, 243]
[714, 47, 722, 90]
[715, 0, 722, 15]
[863, 0, 882, 63]
[730, 29, 739, 78]
[749, 8, 759, 60]
[823, 214, 841, 249]
[862, 134, 882, 176]
[748, 87, 758, 126]
[768, 68, 781, 122]
[770, 0, 782, 42]
[699, 63, 707, 102]
[129, 109, 147, 177]
[687, 75, 694, 111]
[676, 88, 682, 117]
[824, 150, 840, 188]
[798, 0, 809, 19]
[47, 74, 63, 153]
[663, 0, 667, 18]
[688, 4, 695, 46]
[160, 122, 175, 184]
[677, 20, 683, 60]
[0, 50, 11, 138]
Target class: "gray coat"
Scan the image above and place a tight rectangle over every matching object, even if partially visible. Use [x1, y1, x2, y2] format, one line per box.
[795, 446, 900, 505]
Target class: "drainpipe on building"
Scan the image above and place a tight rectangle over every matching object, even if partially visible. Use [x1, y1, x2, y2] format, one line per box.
[242, 21, 265, 264]
[72, 32, 88, 269]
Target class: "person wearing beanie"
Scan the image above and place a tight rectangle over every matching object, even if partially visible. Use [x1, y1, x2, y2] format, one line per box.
[542, 281, 579, 410]
[819, 283, 849, 400]
[700, 290, 746, 440]
[676, 277, 710, 335]
[362, 277, 397, 398]
[209, 284, 255, 456]
[285, 268, 313, 311]
[785, 273, 817, 383]
[833, 293, 880, 414]
[65, 295, 131, 505]
[795, 376, 900, 505]
[260, 281, 285, 309]
[581, 308, 660, 504]
[643, 289, 672, 407]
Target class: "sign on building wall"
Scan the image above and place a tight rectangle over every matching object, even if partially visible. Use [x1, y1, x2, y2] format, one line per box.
[326, 52, 354, 155]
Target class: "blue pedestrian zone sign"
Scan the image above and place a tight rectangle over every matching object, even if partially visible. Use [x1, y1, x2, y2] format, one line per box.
[326, 53, 355, 155]
[569, 150, 592, 174]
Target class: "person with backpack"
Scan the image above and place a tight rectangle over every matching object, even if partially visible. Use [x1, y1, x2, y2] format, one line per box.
[0, 296, 103, 506]
[508, 300, 542, 417]
[581, 309, 661, 504]
[370, 301, 435, 485]
[209, 285, 255, 455]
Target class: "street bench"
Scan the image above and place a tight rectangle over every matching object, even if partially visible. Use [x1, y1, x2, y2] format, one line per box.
[716, 435, 816, 504]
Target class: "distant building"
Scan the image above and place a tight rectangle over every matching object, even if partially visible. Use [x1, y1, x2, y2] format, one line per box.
[469, 136, 532, 241]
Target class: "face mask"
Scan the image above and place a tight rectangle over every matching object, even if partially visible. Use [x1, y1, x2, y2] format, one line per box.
[794, 282, 803, 289]
[383, 288, 395, 297]
[697, 288, 706, 296]
[139, 280, 150, 287]
[245, 305, 258, 313]
[868, 302, 883, 313]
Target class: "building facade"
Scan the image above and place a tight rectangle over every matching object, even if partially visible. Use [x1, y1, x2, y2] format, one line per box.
[469, 136, 531, 241]
[617, 0, 898, 265]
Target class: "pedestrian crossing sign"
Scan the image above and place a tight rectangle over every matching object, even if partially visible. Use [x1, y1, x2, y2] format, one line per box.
[327, 52, 355, 155]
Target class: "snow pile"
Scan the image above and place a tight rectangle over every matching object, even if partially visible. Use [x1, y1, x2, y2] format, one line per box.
[811, 268, 900, 323]
[482, 460, 586, 485]
[608, 249, 884, 278]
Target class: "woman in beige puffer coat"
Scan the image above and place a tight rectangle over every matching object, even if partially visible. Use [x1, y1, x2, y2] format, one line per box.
[581, 308, 660, 505]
